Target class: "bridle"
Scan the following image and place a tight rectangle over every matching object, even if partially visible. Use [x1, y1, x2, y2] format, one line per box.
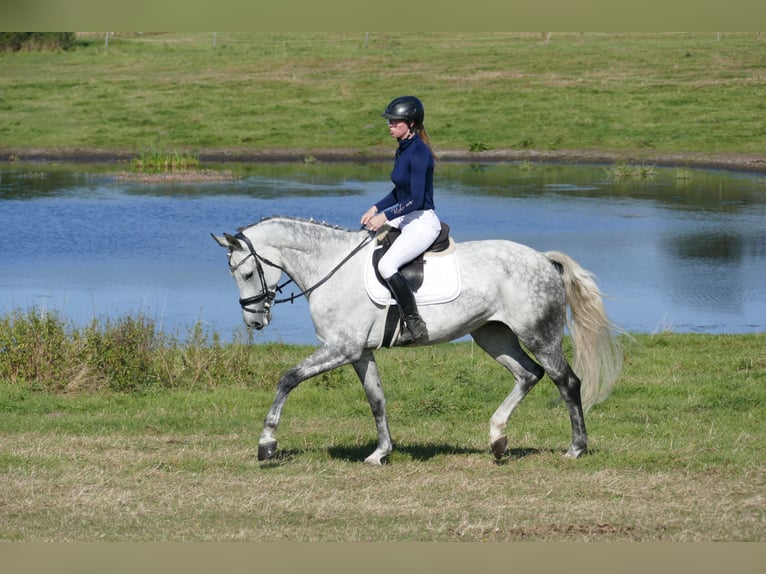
[228, 232, 287, 315]
[229, 231, 373, 316]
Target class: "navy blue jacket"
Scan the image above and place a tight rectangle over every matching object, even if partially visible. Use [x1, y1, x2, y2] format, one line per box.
[374, 134, 435, 220]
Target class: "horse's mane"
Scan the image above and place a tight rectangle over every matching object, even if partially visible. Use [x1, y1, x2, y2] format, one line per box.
[238, 215, 357, 234]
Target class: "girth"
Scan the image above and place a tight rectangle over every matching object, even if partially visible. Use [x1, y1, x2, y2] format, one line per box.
[372, 222, 451, 291]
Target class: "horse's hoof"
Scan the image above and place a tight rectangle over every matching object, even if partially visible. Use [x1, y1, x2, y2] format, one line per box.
[491, 436, 508, 459]
[564, 444, 586, 459]
[258, 440, 277, 461]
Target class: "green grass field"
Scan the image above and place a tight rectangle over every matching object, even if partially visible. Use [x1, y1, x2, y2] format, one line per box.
[1, 32, 765, 160]
[0, 326, 763, 541]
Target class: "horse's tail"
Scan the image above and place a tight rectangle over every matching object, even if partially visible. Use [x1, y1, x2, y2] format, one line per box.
[545, 251, 623, 412]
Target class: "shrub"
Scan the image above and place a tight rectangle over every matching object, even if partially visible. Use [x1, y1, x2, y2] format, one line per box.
[0, 33, 77, 52]
[0, 308, 287, 393]
[0, 309, 70, 389]
[0, 309, 166, 393]
[75, 315, 163, 393]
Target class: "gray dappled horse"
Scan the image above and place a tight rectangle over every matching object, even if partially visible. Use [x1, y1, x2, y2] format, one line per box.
[213, 216, 622, 465]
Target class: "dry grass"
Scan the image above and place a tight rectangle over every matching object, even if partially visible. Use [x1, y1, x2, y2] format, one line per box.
[1, 429, 762, 541]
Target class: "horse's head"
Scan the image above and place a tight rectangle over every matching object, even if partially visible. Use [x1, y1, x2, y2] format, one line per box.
[212, 232, 283, 330]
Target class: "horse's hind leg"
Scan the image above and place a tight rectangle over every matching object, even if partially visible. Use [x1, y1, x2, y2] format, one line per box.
[351, 350, 392, 466]
[532, 347, 588, 458]
[471, 322, 545, 459]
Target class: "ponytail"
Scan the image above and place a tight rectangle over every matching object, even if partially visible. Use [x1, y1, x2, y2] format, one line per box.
[413, 123, 436, 159]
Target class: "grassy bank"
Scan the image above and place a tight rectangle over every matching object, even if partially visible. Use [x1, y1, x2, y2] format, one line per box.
[0, 308, 763, 541]
[1, 32, 764, 162]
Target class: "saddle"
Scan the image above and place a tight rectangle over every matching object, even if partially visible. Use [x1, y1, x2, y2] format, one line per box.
[372, 222, 452, 291]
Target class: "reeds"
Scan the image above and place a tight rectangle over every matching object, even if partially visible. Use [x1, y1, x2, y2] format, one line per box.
[132, 149, 200, 171]
[604, 163, 657, 181]
[0, 308, 281, 393]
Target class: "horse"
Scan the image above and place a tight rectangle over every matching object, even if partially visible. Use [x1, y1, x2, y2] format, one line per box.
[212, 216, 622, 465]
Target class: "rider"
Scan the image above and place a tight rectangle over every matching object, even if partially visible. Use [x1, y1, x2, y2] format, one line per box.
[360, 95, 441, 344]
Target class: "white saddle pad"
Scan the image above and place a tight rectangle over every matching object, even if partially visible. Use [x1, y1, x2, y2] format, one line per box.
[364, 241, 461, 306]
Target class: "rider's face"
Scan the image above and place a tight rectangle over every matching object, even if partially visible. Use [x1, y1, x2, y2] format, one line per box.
[387, 118, 411, 140]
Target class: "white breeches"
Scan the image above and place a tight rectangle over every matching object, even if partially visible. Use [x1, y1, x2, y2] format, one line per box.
[378, 209, 441, 279]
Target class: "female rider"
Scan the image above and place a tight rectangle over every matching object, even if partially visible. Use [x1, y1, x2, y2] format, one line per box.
[360, 95, 441, 344]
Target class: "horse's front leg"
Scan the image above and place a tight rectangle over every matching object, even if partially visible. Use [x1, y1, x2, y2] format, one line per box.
[351, 351, 392, 466]
[258, 344, 356, 461]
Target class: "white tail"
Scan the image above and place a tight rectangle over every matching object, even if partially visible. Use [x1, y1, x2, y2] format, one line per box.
[545, 251, 623, 412]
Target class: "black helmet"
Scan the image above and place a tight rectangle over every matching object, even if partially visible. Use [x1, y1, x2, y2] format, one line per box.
[381, 96, 425, 124]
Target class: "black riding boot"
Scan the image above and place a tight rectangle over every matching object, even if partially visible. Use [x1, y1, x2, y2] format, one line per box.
[385, 272, 429, 344]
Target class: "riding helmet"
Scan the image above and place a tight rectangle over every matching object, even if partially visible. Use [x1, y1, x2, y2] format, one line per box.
[381, 96, 425, 124]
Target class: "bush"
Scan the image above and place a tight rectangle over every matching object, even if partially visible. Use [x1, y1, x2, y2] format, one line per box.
[0, 309, 70, 389]
[0, 33, 77, 52]
[75, 315, 163, 393]
[0, 308, 287, 394]
[0, 309, 165, 393]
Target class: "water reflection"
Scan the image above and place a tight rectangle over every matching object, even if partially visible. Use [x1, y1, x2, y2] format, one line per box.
[672, 231, 744, 260]
[1, 161, 764, 344]
[663, 230, 764, 318]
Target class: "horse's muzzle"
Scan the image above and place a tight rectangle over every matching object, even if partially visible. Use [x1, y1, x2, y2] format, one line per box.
[239, 294, 272, 330]
[242, 311, 269, 330]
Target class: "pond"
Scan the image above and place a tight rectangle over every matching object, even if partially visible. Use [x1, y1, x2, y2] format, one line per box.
[1, 161, 765, 345]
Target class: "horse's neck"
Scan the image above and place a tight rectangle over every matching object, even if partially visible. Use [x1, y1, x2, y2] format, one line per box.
[251, 219, 362, 287]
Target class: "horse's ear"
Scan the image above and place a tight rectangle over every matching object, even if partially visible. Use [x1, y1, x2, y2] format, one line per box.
[211, 233, 242, 249]
[211, 233, 230, 248]
[223, 233, 243, 249]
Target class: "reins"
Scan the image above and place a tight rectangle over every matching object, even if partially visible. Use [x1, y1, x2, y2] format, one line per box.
[234, 230, 373, 307]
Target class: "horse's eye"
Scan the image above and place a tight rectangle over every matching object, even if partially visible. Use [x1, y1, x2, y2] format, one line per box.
[242, 271, 254, 281]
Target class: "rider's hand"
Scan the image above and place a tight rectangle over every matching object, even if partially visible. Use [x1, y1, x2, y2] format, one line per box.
[363, 212, 387, 232]
[361, 206, 380, 227]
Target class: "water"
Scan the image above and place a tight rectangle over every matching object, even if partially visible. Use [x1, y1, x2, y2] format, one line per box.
[1, 161, 764, 344]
